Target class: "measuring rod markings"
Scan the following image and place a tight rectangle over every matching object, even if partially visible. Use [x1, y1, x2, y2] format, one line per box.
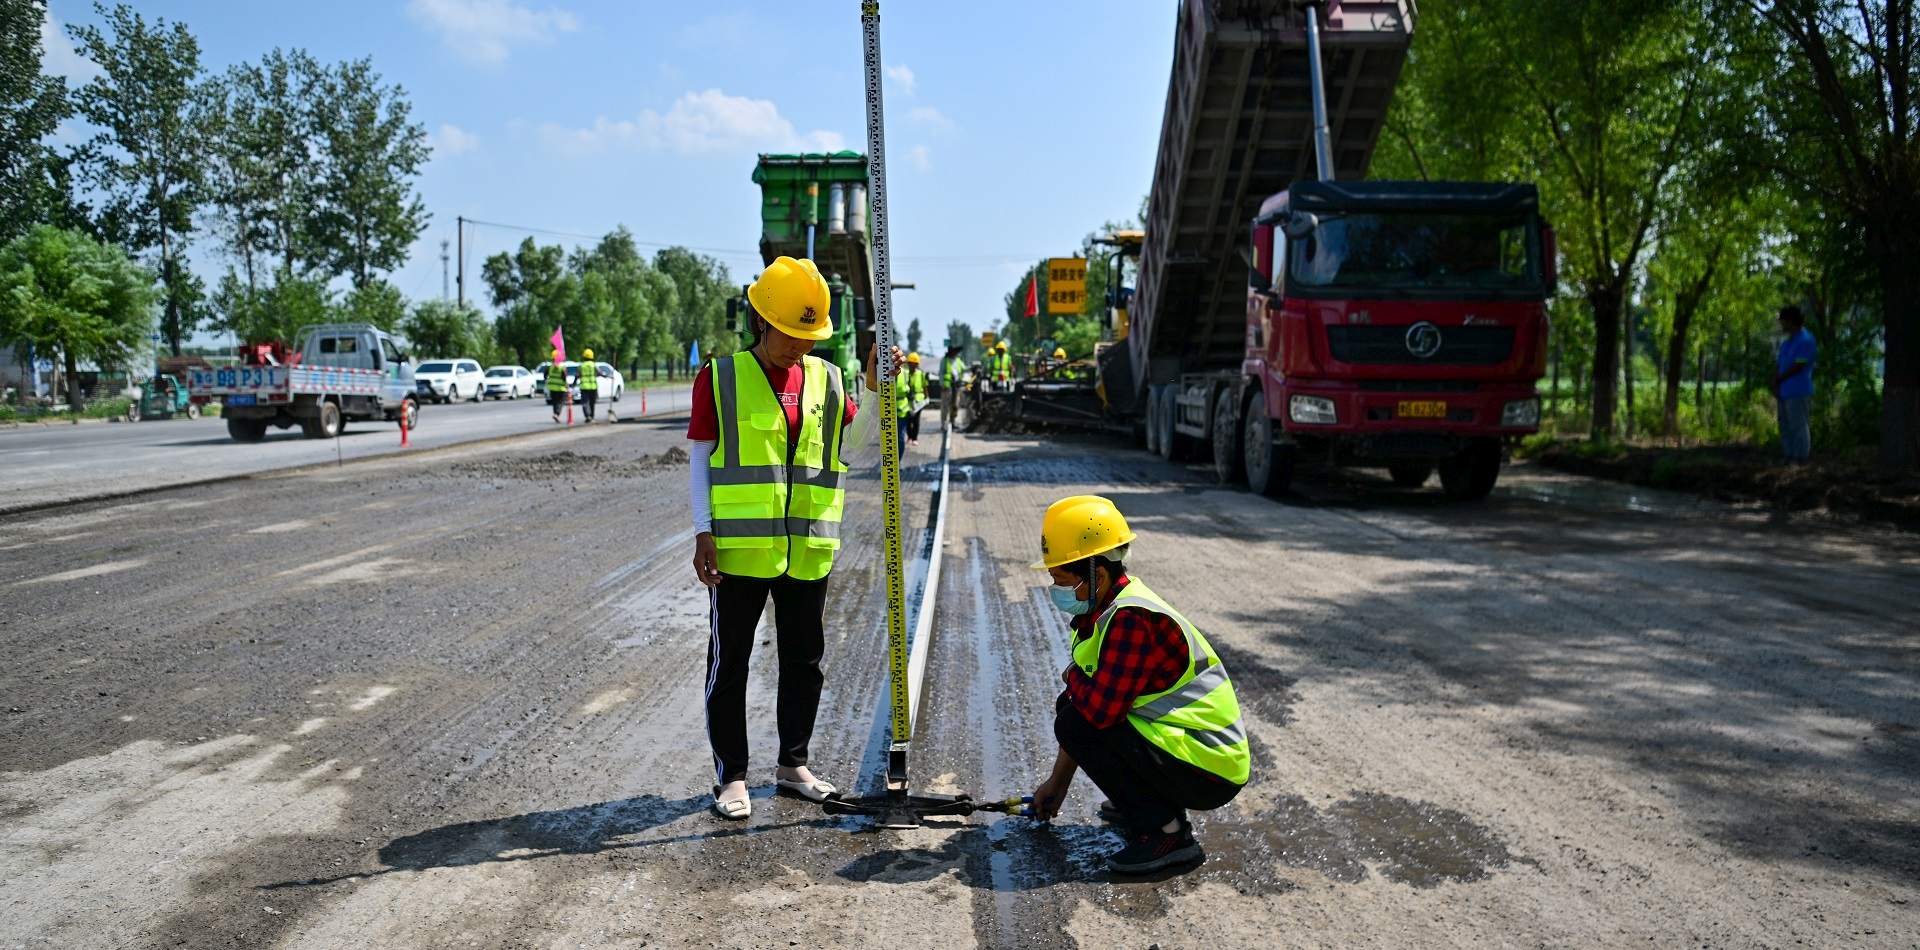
[861, 1, 912, 748]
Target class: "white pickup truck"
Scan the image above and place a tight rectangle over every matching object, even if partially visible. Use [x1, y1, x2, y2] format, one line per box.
[189, 323, 419, 442]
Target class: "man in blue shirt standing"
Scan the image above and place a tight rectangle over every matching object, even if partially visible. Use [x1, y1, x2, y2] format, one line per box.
[1772, 305, 1817, 463]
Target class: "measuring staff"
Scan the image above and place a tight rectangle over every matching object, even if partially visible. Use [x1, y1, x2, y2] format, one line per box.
[687, 255, 900, 821]
[1028, 495, 1252, 874]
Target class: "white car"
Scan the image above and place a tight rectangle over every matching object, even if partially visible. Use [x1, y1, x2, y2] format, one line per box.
[414, 359, 485, 403]
[482, 365, 535, 399]
[529, 361, 625, 402]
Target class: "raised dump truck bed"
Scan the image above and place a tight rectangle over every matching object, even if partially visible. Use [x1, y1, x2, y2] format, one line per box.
[1123, 0, 1414, 405]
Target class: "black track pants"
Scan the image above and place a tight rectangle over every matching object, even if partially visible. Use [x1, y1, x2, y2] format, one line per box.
[705, 572, 829, 786]
[579, 388, 597, 420]
[1054, 695, 1242, 832]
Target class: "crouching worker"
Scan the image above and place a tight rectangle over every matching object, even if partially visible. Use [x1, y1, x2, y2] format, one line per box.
[1028, 495, 1250, 874]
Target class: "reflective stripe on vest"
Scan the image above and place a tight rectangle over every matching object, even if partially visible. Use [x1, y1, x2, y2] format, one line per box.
[578, 361, 597, 390]
[546, 364, 567, 391]
[1073, 579, 1251, 784]
[709, 351, 848, 580]
[897, 370, 927, 413]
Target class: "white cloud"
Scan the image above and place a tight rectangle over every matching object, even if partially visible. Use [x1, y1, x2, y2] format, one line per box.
[539, 89, 844, 157]
[431, 123, 480, 155]
[908, 105, 954, 132]
[406, 0, 580, 65]
[885, 63, 915, 95]
[907, 144, 931, 172]
[39, 10, 99, 83]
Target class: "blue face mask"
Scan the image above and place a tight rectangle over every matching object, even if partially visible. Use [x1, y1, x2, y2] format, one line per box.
[1049, 583, 1091, 616]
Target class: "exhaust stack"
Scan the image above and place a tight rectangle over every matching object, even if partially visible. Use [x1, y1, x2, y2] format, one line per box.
[1304, 1, 1335, 181]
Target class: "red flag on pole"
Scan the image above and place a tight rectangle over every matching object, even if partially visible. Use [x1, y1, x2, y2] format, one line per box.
[1024, 272, 1039, 318]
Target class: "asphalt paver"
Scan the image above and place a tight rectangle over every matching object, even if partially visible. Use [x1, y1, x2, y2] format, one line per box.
[1, 414, 1915, 948]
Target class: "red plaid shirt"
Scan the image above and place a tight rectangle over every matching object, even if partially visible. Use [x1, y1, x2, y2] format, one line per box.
[1062, 576, 1190, 729]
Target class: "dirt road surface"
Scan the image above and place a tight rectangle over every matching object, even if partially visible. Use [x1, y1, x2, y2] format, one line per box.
[2, 415, 1915, 949]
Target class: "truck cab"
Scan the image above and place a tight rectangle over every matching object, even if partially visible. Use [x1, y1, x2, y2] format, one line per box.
[1242, 180, 1553, 496]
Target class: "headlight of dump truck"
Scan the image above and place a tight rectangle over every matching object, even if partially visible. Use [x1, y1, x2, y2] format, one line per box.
[1289, 395, 1338, 425]
[1502, 398, 1540, 427]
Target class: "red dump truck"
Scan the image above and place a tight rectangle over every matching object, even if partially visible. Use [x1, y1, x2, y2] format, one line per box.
[1092, 0, 1552, 499]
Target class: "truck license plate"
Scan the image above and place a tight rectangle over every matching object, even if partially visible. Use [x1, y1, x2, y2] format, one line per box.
[227, 394, 256, 406]
[1397, 400, 1446, 419]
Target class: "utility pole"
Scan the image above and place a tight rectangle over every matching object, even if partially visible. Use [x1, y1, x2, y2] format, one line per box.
[456, 215, 465, 308]
[440, 239, 450, 301]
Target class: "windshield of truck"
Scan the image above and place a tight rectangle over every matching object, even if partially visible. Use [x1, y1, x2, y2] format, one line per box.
[1289, 212, 1539, 297]
[418, 362, 453, 374]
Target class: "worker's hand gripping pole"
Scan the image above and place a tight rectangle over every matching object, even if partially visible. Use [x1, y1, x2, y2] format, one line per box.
[860, 1, 913, 792]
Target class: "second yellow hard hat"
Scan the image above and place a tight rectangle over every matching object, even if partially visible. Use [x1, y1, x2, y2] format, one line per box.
[1032, 495, 1136, 570]
[748, 256, 833, 341]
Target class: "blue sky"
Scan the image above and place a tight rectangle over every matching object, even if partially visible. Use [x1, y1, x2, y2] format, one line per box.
[41, 0, 1179, 347]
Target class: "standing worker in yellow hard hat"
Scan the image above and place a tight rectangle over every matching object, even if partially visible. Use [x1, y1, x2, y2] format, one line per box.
[1028, 494, 1251, 874]
[940, 344, 967, 425]
[544, 350, 569, 423]
[685, 255, 900, 821]
[990, 341, 1013, 391]
[577, 348, 600, 423]
[899, 352, 928, 449]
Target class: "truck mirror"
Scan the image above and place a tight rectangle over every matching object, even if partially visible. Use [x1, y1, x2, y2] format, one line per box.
[1281, 213, 1319, 240]
[725, 297, 741, 333]
[1239, 246, 1272, 292]
[1541, 223, 1558, 291]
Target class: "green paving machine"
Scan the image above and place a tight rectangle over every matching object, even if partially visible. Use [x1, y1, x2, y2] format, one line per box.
[726, 151, 875, 380]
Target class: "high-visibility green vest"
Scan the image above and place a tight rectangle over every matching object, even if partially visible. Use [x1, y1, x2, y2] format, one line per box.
[991, 352, 1012, 380]
[942, 357, 966, 386]
[1071, 578, 1251, 784]
[708, 351, 848, 580]
[897, 369, 927, 415]
[546, 363, 568, 392]
[578, 360, 598, 391]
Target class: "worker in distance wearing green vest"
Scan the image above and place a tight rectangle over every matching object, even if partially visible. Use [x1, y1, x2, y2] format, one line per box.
[577, 348, 601, 423]
[898, 352, 928, 450]
[940, 344, 966, 425]
[686, 255, 900, 821]
[990, 341, 1013, 391]
[544, 349, 569, 423]
[1028, 495, 1250, 874]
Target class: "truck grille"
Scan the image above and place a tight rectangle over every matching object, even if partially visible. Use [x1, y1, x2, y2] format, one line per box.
[1326, 326, 1515, 366]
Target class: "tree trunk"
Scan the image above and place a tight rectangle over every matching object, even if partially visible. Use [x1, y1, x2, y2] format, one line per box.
[1623, 305, 1637, 437]
[62, 345, 81, 411]
[1587, 280, 1625, 438]
[1662, 306, 1690, 441]
[1876, 237, 1920, 468]
[1549, 333, 1562, 421]
[1693, 346, 1705, 418]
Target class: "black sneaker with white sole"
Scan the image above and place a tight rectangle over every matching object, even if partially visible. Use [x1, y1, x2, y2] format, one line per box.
[1106, 820, 1204, 874]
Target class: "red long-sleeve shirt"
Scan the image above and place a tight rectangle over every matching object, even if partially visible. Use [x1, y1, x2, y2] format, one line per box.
[1061, 576, 1190, 729]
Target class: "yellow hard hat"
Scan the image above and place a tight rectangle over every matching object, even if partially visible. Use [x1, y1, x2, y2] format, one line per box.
[1032, 495, 1136, 570]
[1052, 347, 1067, 360]
[748, 256, 833, 341]
[583, 348, 594, 360]
[995, 341, 1008, 352]
[906, 352, 921, 365]
[552, 349, 561, 362]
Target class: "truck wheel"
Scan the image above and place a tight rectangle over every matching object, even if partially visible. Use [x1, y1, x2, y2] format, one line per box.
[186, 403, 200, 420]
[1388, 463, 1434, 488]
[227, 417, 267, 442]
[401, 397, 419, 432]
[1438, 439, 1501, 501]
[124, 401, 140, 423]
[304, 400, 342, 439]
[1211, 389, 1245, 485]
[1243, 406, 1294, 497]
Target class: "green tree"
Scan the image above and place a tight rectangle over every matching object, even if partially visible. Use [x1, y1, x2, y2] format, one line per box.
[654, 246, 736, 367]
[400, 299, 487, 359]
[199, 48, 324, 288]
[311, 57, 428, 289]
[906, 317, 921, 355]
[67, 1, 204, 356]
[0, 224, 155, 408]
[482, 237, 571, 365]
[0, 0, 70, 242]
[206, 266, 330, 346]
[340, 278, 405, 331]
[1733, 0, 1920, 467]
